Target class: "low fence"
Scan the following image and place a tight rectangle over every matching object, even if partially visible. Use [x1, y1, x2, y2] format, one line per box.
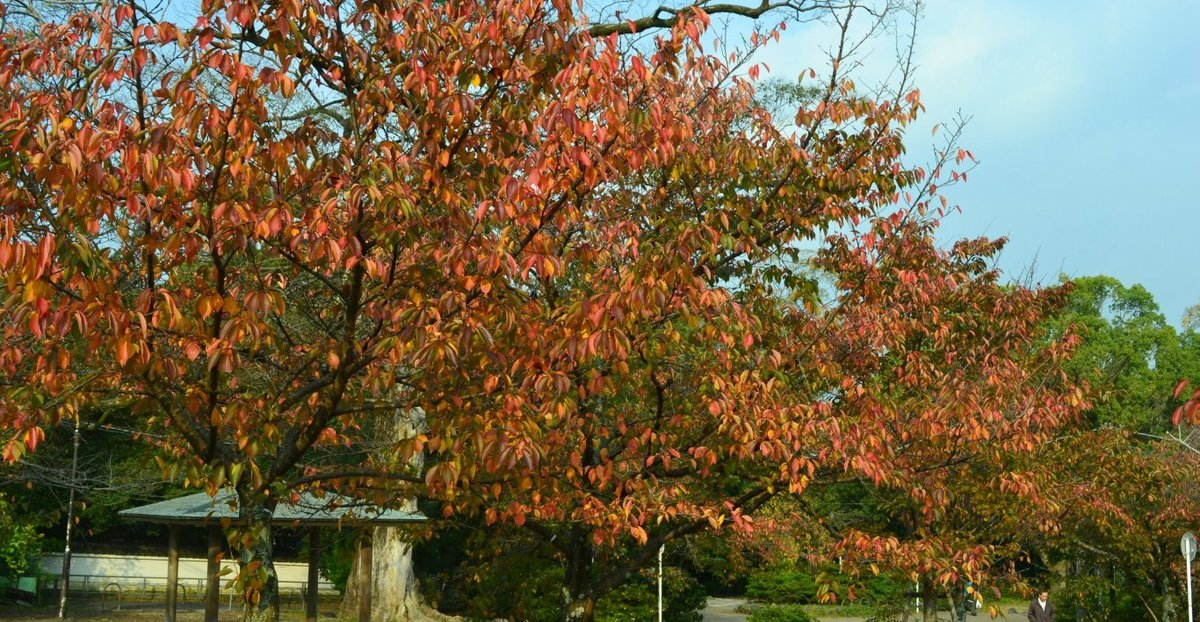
[38, 553, 337, 596]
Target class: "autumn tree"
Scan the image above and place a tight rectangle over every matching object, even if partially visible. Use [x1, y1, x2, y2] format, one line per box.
[0, 0, 1087, 620]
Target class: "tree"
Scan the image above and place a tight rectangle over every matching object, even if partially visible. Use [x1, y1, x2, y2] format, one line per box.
[1047, 275, 1180, 432]
[1033, 428, 1200, 622]
[1181, 303, 1200, 332]
[1014, 276, 1200, 622]
[0, 1, 1085, 621]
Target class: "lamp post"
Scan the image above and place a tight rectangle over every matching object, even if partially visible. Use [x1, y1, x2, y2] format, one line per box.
[657, 547, 667, 622]
[1183, 531, 1196, 622]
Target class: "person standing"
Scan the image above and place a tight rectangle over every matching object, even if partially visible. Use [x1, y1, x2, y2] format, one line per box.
[1027, 590, 1055, 622]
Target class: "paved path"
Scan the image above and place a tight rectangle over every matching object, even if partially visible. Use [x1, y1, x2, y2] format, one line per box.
[699, 598, 877, 622]
[699, 597, 1021, 622]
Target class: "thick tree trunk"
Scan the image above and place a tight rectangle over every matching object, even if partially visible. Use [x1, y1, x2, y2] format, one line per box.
[339, 524, 454, 621]
[236, 500, 280, 622]
[340, 407, 454, 621]
[563, 529, 597, 622]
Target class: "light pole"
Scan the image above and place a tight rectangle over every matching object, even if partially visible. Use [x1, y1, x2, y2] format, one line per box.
[1183, 531, 1196, 622]
[657, 547, 667, 622]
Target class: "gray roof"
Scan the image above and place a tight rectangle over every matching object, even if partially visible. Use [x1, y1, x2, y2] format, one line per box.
[118, 490, 425, 527]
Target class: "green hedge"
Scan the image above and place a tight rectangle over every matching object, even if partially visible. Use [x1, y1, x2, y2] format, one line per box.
[746, 566, 903, 605]
[746, 570, 819, 604]
[747, 604, 818, 622]
[462, 562, 707, 621]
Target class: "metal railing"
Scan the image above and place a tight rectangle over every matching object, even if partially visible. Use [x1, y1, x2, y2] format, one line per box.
[47, 574, 332, 597]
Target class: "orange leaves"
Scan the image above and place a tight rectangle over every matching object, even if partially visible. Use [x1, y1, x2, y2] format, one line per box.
[23, 426, 44, 452]
[1, 440, 23, 464]
[195, 293, 223, 319]
[0, 1, 1095, 603]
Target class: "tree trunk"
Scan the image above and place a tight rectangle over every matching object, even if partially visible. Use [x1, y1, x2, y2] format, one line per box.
[920, 576, 939, 622]
[236, 499, 280, 622]
[563, 529, 597, 622]
[1161, 570, 1176, 622]
[339, 524, 454, 621]
[340, 407, 454, 621]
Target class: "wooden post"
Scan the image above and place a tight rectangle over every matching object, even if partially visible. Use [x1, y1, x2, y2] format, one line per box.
[166, 525, 180, 622]
[205, 526, 222, 622]
[306, 529, 320, 622]
[357, 533, 373, 622]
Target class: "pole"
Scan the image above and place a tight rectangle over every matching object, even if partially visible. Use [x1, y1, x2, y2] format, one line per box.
[306, 529, 320, 622]
[58, 417, 81, 620]
[205, 527, 221, 622]
[657, 547, 667, 622]
[357, 532, 373, 622]
[166, 525, 180, 622]
[1189, 547, 1194, 622]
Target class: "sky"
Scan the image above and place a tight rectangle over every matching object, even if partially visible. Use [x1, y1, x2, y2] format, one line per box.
[751, 0, 1200, 325]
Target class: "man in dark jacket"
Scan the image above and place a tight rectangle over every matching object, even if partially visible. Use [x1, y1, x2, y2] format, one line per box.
[1027, 590, 1055, 622]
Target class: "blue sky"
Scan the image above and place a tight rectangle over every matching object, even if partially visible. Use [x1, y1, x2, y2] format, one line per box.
[752, 0, 1200, 325]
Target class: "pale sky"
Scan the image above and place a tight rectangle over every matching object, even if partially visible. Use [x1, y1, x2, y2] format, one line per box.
[753, 0, 1200, 325]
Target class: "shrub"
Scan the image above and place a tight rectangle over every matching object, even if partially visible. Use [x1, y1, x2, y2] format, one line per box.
[747, 565, 903, 606]
[0, 500, 41, 578]
[597, 566, 707, 622]
[858, 572, 904, 604]
[748, 604, 818, 622]
[460, 557, 707, 622]
[746, 569, 819, 604]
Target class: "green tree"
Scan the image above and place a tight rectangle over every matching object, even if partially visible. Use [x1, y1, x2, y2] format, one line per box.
[1028, 275, 1200, 621]
[0, 496, 42, 579]
[1048, 275, 1181, 432]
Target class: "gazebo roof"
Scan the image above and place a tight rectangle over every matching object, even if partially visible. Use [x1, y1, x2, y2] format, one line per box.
[118, 489, 425, 527]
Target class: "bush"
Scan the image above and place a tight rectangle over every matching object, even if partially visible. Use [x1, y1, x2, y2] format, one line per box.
[0, 499, 41, 579]
[460, 552, 707, 621]
[747, 604, 818, 622]
[596, 566, 707, 622]
[746, 569, 819, 604]
[858, 572, 904, 604]
[747, 565, 903, 606]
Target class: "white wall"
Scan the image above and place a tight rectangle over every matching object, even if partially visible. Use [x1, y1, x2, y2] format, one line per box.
[40, 553, 336, 594]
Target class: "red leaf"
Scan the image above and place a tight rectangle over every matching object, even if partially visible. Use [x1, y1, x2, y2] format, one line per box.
[1175, 379, 1190, 399]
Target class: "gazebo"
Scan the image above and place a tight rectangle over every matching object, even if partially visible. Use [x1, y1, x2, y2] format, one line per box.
[118, 490, 425, 622]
